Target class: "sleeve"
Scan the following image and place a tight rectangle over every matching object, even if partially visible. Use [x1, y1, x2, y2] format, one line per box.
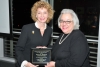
[47, 27, 53, 48]
[15, 25, 28, 66]
[55, 36, 89, 67]
[21, 60, 28, 67]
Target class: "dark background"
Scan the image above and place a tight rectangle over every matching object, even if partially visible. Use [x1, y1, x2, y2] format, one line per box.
[13, 0, 99, 36]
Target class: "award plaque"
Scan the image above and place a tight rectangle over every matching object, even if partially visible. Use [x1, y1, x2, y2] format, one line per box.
[31, 48, 52, 66]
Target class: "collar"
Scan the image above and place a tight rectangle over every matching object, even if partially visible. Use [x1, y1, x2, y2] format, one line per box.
[35, 22, 47, 29]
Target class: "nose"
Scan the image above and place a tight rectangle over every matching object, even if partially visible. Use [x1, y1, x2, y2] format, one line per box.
[62, 22, 66, 25]
[41, 13, 44, 17]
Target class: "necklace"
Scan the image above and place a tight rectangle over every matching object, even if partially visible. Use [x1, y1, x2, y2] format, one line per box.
[59, 33, 70, 44]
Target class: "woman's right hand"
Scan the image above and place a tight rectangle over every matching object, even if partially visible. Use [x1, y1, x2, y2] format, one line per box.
[25, 62, 39, 67]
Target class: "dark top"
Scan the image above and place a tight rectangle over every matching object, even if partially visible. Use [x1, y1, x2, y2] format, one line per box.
[15, 23, 52, 67]
[51, 30, 90, 67]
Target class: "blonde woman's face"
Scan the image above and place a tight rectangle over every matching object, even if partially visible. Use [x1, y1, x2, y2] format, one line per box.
[36, 8, 48, 23]
[59, 13, 74, 34]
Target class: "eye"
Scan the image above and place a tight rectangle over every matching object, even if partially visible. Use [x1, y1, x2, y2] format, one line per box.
[44, 12, 47, 14]
[59, 20, 63, 23]
[59, 20, 72, 24]
[37, 12, 40, 14]
[66, 21, 72, 23]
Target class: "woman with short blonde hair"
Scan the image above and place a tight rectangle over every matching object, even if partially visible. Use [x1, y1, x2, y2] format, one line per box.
[31, 1, 54, 23]
[15, 1, 54, 67]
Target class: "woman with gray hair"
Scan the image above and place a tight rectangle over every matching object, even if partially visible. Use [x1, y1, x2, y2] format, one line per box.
[45, 9, 90, 67]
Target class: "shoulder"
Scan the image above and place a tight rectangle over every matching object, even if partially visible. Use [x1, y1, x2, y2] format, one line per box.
[70, 30, 88, 47]
[46, 25, 52, 31]
[47, 25, 52, 29]
[70, 30, 86, 40]
[22, 23, 35, 28]
[72, 30, 84, 36]
[21, 23, 35, 32]
[22, 23, 35, 29]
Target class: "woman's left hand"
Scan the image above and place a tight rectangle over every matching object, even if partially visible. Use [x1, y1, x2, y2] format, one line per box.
[36, 46, 47, 48]
[45, 61, 55, 67]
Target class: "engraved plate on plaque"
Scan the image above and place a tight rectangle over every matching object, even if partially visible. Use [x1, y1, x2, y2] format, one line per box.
[31, 48, 52, 66]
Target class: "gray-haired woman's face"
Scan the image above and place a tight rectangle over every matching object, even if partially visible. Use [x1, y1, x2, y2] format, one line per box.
[59, 13, 74, 34]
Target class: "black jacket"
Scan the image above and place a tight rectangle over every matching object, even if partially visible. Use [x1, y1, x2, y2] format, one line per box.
[51, 30, 91, 67]
[15, 23, 52, 67]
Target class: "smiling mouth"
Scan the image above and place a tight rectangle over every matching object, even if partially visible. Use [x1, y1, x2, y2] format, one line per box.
[62, 27, 68, 29]
[40, 18, 45, 20]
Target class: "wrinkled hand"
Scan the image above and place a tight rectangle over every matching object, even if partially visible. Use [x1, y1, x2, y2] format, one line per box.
[25, 62, 39, 67]
[36, 46, 47, 48]
[45, 61, 55, 67]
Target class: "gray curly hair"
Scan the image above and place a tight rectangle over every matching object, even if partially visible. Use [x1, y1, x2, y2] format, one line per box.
[58, 9, 80, 29]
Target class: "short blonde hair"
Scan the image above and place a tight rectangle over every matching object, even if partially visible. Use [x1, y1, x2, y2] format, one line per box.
[31, 1, 55, 23]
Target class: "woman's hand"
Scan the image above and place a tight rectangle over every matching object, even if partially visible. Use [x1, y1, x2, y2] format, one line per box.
[45, 61, 55, 67]
[36, 46, 47, 48]
[25, 62, 39, 67]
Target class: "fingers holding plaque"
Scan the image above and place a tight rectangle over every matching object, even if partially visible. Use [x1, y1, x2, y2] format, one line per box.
[31, 48, 52, 66]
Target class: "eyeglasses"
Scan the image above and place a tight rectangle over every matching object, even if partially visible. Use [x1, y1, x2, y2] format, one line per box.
[59, 20, 72, 24]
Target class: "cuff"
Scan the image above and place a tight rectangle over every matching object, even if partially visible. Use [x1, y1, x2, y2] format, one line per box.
[21, 60, 28, 67]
